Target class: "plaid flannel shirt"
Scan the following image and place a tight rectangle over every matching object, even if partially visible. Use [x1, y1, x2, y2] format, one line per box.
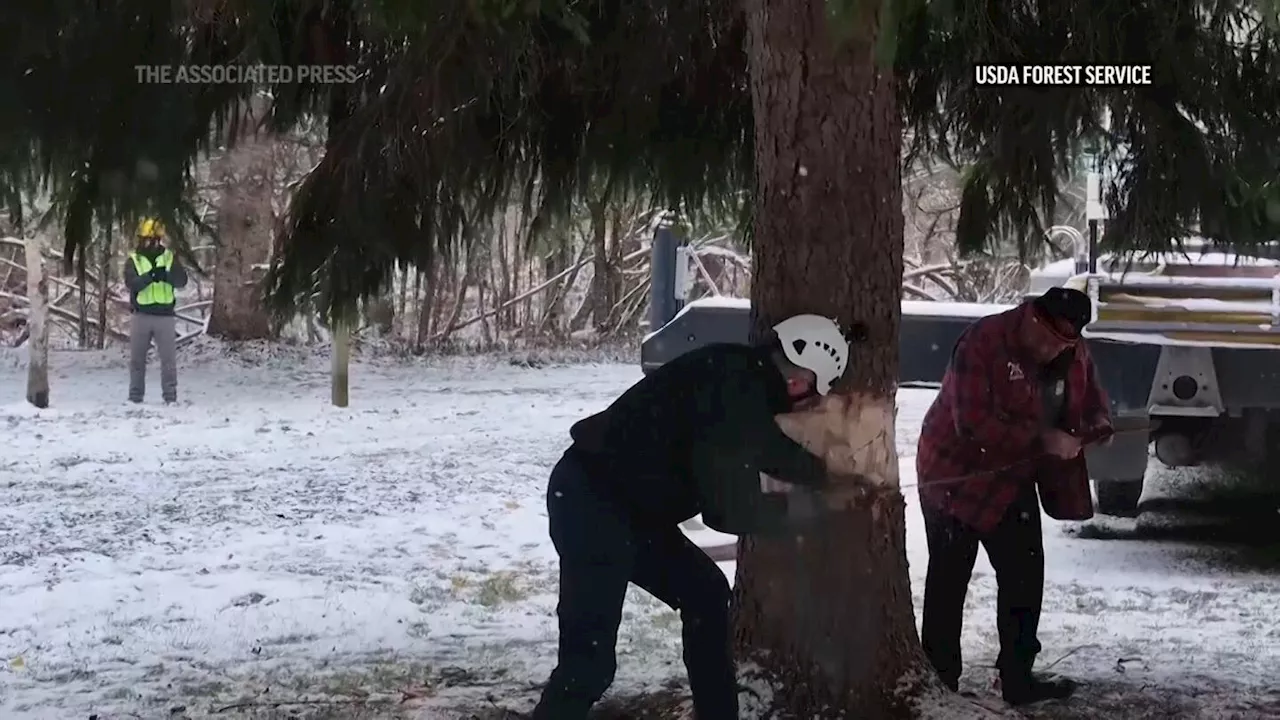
[915, 303, 1111, 532]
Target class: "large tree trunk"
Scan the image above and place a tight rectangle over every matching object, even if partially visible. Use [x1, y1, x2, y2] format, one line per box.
[25, 233, 50, 407]
[733, 0, 933, 715]
[207, 102, 275, 341]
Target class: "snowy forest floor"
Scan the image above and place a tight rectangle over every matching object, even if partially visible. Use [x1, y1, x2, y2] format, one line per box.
[2, 340, 1280, 719]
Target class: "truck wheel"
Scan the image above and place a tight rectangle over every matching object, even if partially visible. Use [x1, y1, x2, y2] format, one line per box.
[1094, 479, 1143, 517]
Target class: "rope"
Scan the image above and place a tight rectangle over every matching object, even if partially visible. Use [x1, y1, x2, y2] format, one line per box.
[700, 426, 1148, 560]
[896, 425, 1147, 491]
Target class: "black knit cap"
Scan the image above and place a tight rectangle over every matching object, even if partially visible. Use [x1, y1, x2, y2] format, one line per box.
[1031, 287, 1092, 335]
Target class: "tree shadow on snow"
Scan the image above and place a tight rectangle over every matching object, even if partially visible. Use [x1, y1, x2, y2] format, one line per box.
[455, 689, 688, 719]
[1020, 679, 1280, 719]
[452, 681, 1280, 719]
[1067, 493, 1280, 572]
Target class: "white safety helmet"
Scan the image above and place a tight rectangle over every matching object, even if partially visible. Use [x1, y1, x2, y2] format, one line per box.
[772, 314, 850, 395]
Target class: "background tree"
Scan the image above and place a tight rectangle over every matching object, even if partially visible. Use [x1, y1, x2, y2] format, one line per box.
[207, 96, 276, 341]
[897, 0, 1280, 257]
[730, 0, 931, 712]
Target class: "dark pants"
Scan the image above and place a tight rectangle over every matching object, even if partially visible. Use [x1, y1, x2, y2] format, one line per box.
[920, 482, 1044, 691]
[532, 451, 738, 719]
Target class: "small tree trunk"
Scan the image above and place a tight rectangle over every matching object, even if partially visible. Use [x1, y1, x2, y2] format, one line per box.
[412, 268, 427, 348]
[25, 233, 50, 407]
[437, 251, 458, 333]
[477, 275, 493, 345]
[76, 249, 88, 348]
[331, 315, 350, 407]
[96, 227, 111, 348]
[543, 243, 588, 336]
[397, 263, 409, 336]
[442, 274, 470, 338]
[588, 199, 613, 331]
[733, 0, 933, 715]
[542, 242, 574, 336]
[497, 219, 513, 331]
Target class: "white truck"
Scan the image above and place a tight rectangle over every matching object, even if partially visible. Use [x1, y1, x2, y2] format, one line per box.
[640, 228, 1280, 516]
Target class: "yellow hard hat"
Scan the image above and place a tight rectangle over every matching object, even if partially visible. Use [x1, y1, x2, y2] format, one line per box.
[137, 218, 165, 238]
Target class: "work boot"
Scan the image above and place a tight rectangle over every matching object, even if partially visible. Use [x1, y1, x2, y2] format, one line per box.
[1000, 672, 1077, 705]
[128, 397, 143, 404]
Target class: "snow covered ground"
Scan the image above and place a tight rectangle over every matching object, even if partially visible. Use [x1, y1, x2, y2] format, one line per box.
[2, 344, 1280, 719]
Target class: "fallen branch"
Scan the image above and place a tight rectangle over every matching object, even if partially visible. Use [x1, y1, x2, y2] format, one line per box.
[608, 281, 650, 336]
[1041, 643, 1096, 671]
[686, 248, 722, 296]
[176, 331, 205, 347]
[432, 245, 649, 341]
[902, 283, 938, 301]
[1, 257, 103, 302]
[0, 290, 130, 340]
[605, 278, 649, 333]
[4, 256, 208, 328]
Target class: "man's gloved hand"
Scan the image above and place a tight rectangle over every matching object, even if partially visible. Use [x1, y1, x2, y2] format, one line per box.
[149, 267, 168, 283]
[1040, 428, 1083, 459]
[1081, 415, 1115, 447]
[1089, 423, 1115, 447]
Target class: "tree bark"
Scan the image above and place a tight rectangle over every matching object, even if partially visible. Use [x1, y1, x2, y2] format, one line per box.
[733, 0, 933, 715]
[447, 240, 478, 332]
[410, 268, 424, 345]
[588, 198, 613, 331]
[331, 315, 350, 407]
[76, 246, 88, 348]
[96, 225, 110, 348]
[25, 232, 50, 408]
[541, 242, 570, 334]
[207, 102, 275, 341]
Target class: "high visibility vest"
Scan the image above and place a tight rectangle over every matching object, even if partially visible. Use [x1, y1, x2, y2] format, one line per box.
[130, 250, 176, 306]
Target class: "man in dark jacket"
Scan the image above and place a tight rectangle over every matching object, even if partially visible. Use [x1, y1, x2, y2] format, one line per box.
[124, 218, 189, 404]
[531, 314, 850, 720]
[916, 287, 1112, 705]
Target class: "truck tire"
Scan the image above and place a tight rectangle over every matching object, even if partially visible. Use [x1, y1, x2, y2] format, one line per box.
[1094, 478, 1143, 517]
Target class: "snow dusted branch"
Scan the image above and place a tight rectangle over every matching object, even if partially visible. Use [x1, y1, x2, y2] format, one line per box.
[902, 284, 938, 300]
[430, 245, 651, 341]
[0, 290, 131, 341]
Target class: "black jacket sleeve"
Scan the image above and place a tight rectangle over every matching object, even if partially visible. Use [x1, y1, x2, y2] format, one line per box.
[723, 353, 828, 488]
[168, 260, 189, 288]
[123, 260, 150, 293]
[746, 407, 828, 487]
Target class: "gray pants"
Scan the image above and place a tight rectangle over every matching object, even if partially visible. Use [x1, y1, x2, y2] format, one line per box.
[129, 313, 178, 402]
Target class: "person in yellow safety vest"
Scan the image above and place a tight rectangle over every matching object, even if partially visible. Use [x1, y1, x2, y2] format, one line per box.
[123, 218, 189, 404]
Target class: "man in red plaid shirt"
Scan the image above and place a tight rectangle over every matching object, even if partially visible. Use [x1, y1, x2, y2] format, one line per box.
[916, 287, 1113, 705]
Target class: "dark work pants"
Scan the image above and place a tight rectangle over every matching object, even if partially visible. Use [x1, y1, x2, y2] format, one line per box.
[532, 451, 737, 719]
[920, 482, 1044, 691]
